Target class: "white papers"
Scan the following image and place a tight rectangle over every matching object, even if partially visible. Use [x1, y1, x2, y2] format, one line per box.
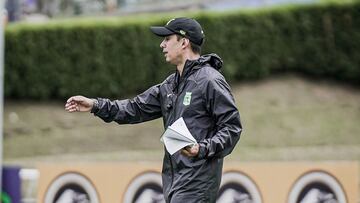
[160, 117, 197, 155]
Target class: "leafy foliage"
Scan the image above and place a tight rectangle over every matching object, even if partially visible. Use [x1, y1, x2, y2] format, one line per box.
[5, 2, 360, 99]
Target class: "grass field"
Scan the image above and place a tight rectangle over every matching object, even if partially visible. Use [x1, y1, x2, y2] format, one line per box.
[3, 74, 360, 165]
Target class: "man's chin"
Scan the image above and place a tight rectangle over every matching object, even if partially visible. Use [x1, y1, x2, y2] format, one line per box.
[165, 58, 173, 64]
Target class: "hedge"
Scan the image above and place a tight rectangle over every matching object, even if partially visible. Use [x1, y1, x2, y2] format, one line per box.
[4, 1, 360, 100]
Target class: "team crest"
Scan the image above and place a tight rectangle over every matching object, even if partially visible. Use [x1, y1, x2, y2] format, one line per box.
[183, 92, 192, 106]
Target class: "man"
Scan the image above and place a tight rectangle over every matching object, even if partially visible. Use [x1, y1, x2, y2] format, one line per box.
[65, 17, 242, 203]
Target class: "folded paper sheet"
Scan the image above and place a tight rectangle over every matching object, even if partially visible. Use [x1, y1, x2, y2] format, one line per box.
[160, 117, 197, 155]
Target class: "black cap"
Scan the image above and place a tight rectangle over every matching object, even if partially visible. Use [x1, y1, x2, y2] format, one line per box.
[150, 17, 205, 46]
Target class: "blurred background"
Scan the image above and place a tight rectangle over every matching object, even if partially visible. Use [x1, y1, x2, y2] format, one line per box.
[1, 0, 360, 202]
[5, 0, 326, 23]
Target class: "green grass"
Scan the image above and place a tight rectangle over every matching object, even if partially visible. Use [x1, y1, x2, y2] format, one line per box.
[3, 75, 360, 165]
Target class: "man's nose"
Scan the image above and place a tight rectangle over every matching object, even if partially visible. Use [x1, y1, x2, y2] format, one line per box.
[160, 40, 165, 48]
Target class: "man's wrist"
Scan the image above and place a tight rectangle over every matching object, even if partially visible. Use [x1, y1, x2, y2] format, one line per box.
[197, 143, 207, 159]
[91, 98, 100, 113]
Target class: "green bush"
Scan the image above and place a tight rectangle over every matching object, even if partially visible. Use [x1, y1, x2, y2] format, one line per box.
[199, 2, 360, 82]
[5, 2, 360, 100]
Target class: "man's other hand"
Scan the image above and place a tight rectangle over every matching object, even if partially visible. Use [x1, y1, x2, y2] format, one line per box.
[65, 95, 94, 113]
[181, 144, 199, 157]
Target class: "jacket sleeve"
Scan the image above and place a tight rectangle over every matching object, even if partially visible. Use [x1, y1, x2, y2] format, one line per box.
[91, 84, 162, 124]
[198, 76, 242, 159]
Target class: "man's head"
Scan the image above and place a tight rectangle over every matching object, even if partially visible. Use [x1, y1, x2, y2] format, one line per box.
[150, 17, 205, 65]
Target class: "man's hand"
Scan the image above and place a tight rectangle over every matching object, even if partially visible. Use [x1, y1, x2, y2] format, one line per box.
[181, 144, 199, 157]
[65, 95, 94, 113]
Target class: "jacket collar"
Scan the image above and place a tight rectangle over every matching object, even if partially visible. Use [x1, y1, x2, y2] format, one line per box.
[173, 53, 223, 91]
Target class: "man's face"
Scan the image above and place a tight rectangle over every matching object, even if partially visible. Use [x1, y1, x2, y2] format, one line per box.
[160, 34, 184, 65]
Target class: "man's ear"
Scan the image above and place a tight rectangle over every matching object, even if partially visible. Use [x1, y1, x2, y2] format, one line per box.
[181, 38, 190, 49]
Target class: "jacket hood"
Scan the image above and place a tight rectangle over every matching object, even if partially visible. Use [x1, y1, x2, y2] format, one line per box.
[174, 53, 223, 90]
[197, 53, 223, 70]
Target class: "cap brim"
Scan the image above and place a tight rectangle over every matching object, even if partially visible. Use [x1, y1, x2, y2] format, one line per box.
[150, 26, 174, 37]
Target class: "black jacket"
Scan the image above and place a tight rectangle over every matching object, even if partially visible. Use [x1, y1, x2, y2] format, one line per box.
[92, 54, 242, 203]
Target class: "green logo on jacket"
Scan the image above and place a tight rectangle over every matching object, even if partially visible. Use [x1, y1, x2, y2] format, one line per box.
[183, 92, 192, 106]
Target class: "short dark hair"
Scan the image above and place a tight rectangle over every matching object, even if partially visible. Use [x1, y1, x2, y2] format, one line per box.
[176, 35, 202, 54]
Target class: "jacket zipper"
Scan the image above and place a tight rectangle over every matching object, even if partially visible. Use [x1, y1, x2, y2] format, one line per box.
[168, 89, 178, 191]
[168, 70, 188, 192]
